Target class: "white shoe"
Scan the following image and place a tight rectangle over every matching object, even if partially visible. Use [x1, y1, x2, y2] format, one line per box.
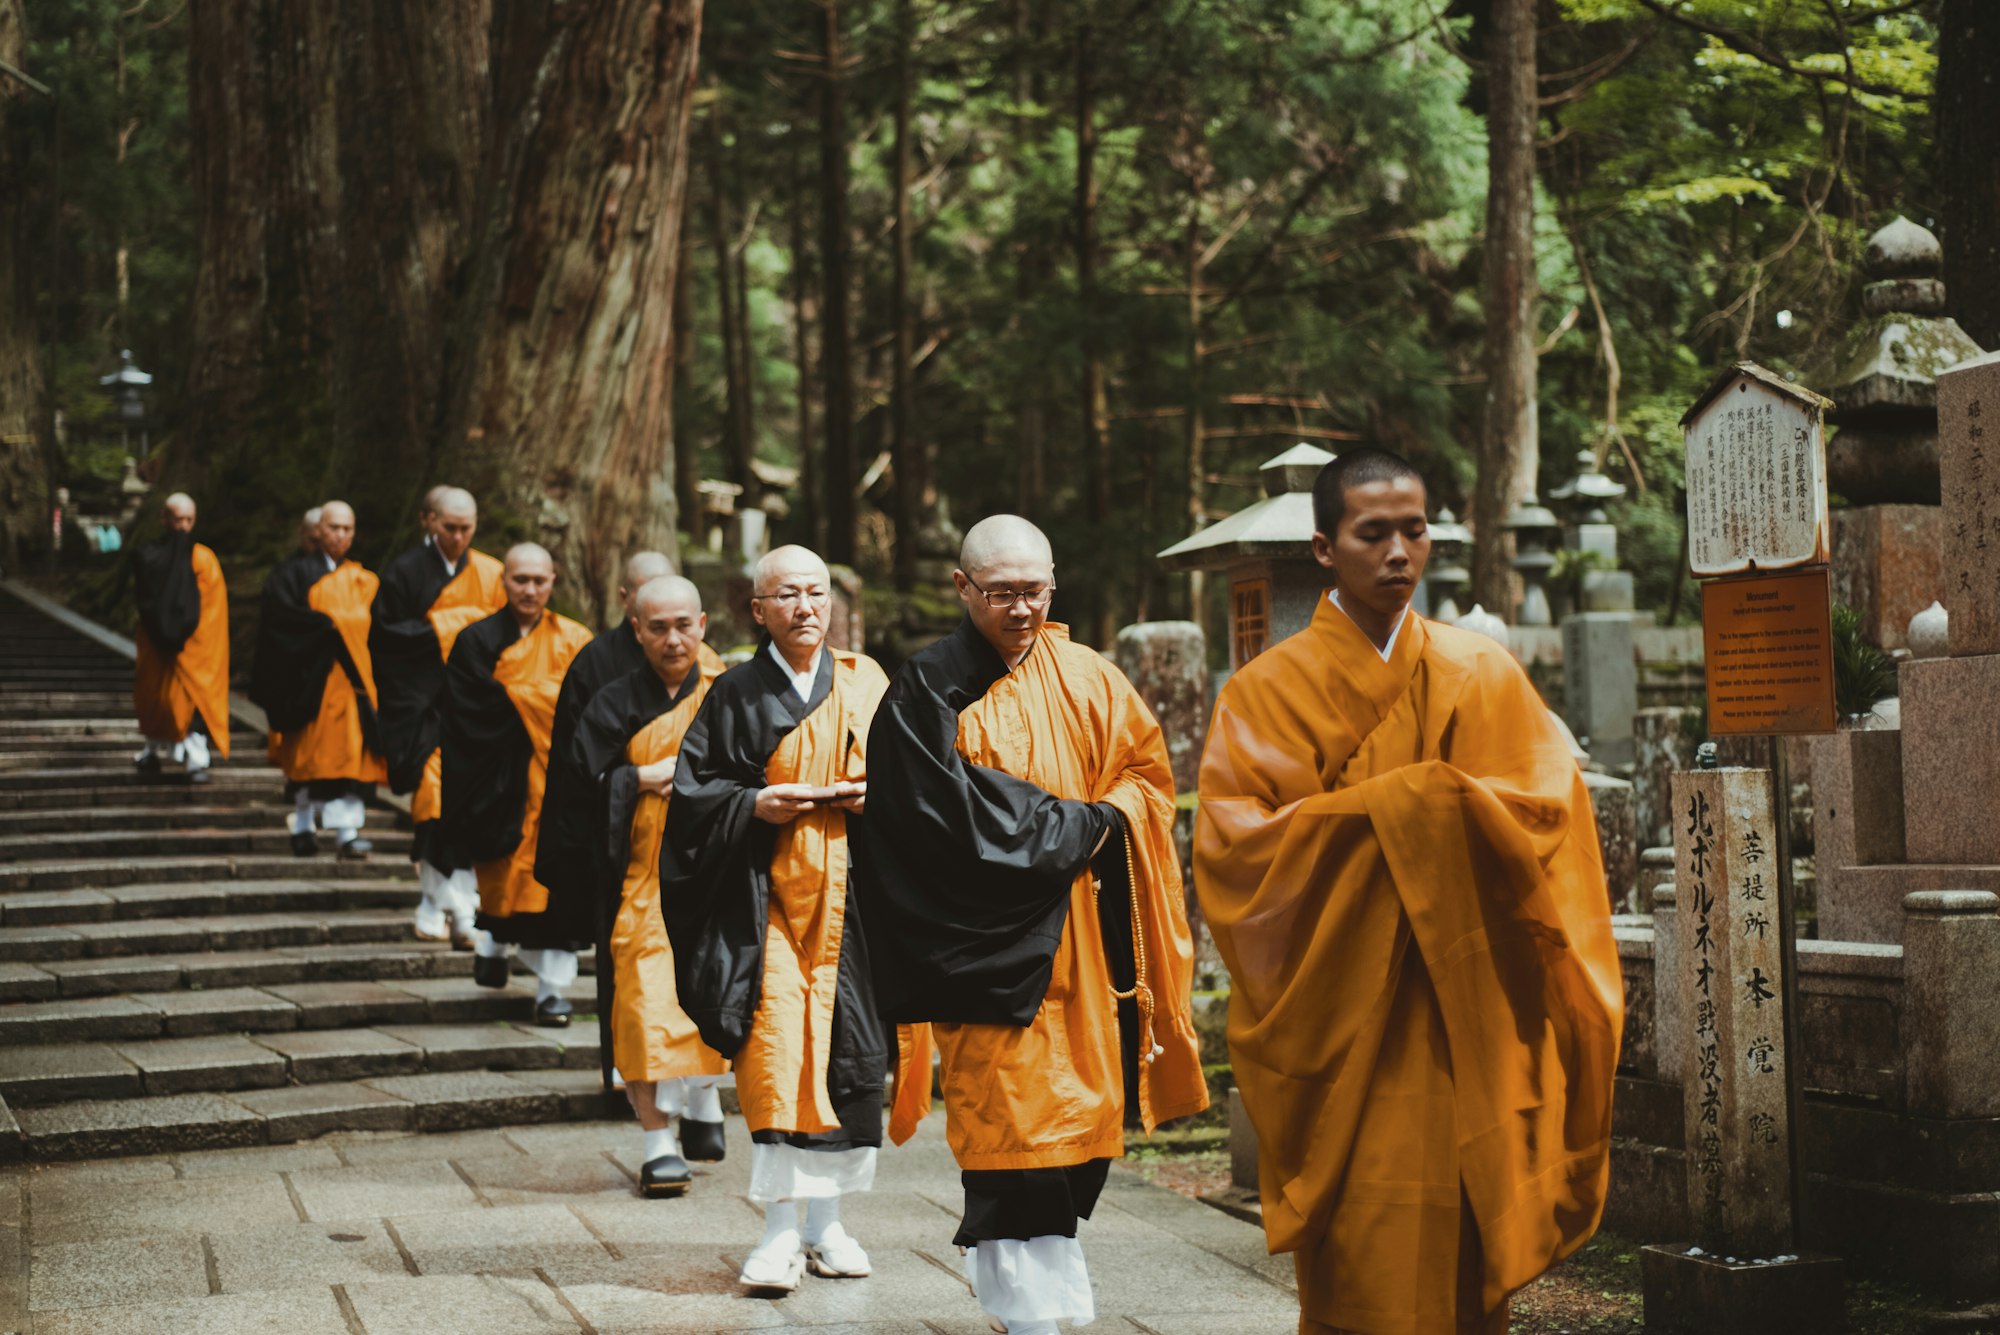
[740, 1229, 806, 1292]
[413, 900, 449, 942]
[805, 1221, 871, 1278]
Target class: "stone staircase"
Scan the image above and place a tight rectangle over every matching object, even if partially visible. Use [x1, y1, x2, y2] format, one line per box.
[0, 586, 608, 1162]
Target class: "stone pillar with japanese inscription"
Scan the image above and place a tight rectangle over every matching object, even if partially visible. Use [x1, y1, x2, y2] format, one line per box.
[1641, 765, 1842, 1332]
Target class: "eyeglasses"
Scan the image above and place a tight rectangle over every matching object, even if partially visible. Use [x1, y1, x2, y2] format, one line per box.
[965, 575, 1056, 610]
[753, 587, 831, 609]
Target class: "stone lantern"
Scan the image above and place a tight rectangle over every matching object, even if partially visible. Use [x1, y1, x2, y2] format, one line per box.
[1503, 496, 1561, 626]
[1813, 215, 1984, 650]
[1156, 443, 1338, 668]
[1425, 507, 1472, 623]
[97, 349, 153, 458]
[1550, 448, 1634, 614]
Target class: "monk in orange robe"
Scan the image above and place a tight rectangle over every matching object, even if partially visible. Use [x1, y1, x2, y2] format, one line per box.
[132, 492, 230, 782]
[1194, 449, 1622, 1335]
[861, 515, 1210, 1335]
[663, 545, 890, 1293]
[370, 486, 507, 946]
[250, 500, 386, 860]
[440, 542, 594, 1027]
[570, 575, 729, 1196]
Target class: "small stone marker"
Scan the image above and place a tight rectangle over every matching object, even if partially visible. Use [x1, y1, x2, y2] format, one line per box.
[1937, 350, 2000, 656]
[1643, 765, 1842, 1332]
[1112, 621, 1208, 794]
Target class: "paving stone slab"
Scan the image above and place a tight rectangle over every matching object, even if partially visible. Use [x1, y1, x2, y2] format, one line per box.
[0, 1093, 19, 1164]
[115, 1033, 290, 1095]
[279, 941, 457, 981]
[511, 1067, 619, 1121]
[171, 1141, 344, 1179]
[0, 959, 56, 1001]
[199, 912, 331, 951]
[336, 879, 425, 909]
[538, 1253, 784, 1331]
[0, 923, 86, 962]
[376, 1022, 566, 1073]
[31, 1285, 353, 1335]
[0, 888, 116, 926]
[387, 977, 536, 1024]
[750, 1246, 987, 1326]
[206, 1216, 411, 1294]
[251, 1027, 424, 1082]
[510, 1020, 602, 1070]
[128, 985, 299, 1036]
[28, 1232, 210, 1311]
[103, 882, 232, 918]
[38, 953, 183, 996]
[17, 1092, 268, 1162]
[390, 1200, 611, 1274]
[263, 979, 429, 1027]
[323, 910, 428, 944]
[287, 1158, 484, 1220]
[209, 881, 337, 914]
[359, 1070, 565, 1132]
[164, 950, 308, 989]
[0, 993, 163, 1045]
[66, 917, 208, 957]
[0, 1042, 141, 1104]
[341, 1272, 584, 1335]
[233, 1080, 415, 1142]
[457, 1150, 638, 1207]
[327, 1126, 526, 1166]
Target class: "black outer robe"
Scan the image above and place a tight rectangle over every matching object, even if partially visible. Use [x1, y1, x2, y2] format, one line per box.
[249, 551, 379, 747]
[660, 647, 891, 1143]
[856, 617, 1119, 1028]
[570, 664, 704, 1088]
[367, 543, 459, 795]
[131, 532, 201, 657]
[536, 621, 646, 935]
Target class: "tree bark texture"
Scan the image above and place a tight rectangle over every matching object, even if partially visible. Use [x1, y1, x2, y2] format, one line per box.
[817, 0, 856, 568]
[704, 102, 753, 488]
[1010, 0, 1045, 515]
[1938, 0, 2000, 351]
[1075, 17, 1113, 646]
[182, 0, 343, 557]
[1471, 0, 1539, 618]
[889, 0, 917, 590]
[0, 0, 51, 567]
[436, 0, 706, 624]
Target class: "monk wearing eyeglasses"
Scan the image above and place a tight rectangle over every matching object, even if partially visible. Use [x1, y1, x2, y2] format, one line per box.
[662, 545, 894, 1293]
[859, 515, 1208, 1335]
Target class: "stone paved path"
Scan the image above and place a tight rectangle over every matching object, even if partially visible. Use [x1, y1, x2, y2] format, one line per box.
[0, 1112, 1302, 1333]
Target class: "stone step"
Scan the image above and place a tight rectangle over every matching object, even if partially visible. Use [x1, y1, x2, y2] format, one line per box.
[0, 765, 284, 792]
[0, 975, 598, 1049]
[0, 716, 143, 734]
[0, 693, 132, 718]
[0, 850, 419, 892]
[0, 733, 150, 752]
[5, 1066, 610, 1160]
[0, 878, 416, 931]
[0, 824, 417, 863]
[0, 1017, 602, 1107]
[0, 748, 239, 771]
[0, 784, 291, 812]
[0, 803, 301, 836]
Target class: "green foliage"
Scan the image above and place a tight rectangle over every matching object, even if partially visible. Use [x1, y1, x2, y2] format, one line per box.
[1831, 604, 1897, 720]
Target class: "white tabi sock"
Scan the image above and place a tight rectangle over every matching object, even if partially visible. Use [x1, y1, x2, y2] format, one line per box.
[760, 1201, 801, 1249]
[654, 1078, 686, 1118]
[804, 1196, 841, 1246]
[643, 1126, 680, 1164]
[683, 1078, 724, 1124]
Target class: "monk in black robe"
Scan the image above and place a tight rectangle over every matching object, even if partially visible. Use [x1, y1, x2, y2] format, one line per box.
[132, 492, 230, 782]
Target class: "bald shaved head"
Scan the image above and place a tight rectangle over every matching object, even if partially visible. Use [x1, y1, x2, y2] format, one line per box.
[299, 506, 323, 553]
[752, 545, 830, 596]
[954, 515, 1056, 665]
[163, 493, 196, 534]
[751, 545, 832, 670]
[432, 488, 478, 564]
[434, 487, 476, 521]
[633, 575, 707, 690]
[633, 574, 702, 619]
[502, 543, 556, 628]
[317, 501, 356, 562]
[958, 515, 1053, 576]
[619, 550, 676, 618]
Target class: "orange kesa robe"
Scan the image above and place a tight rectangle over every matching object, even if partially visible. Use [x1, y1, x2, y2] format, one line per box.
[134, 541, 232, 757]
[408, 554, 508, 827]
[268, 561, 387, 786]
[1194, 596, 1621, 1335]
[475, 612, 594, 921]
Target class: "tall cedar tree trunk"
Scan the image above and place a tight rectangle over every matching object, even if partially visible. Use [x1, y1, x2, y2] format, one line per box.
[182, 0, 343, 558]
[705, 101, 753, 488]
[817, 0, 856, 567]
[1471, 0, 1539, 617]
[0, 0, 51, 567]
[440, 0, 705, 623]
[328, 0, 487, 536]
[889, 0, 917, 589]
[1938, 0, 2000, 351]
[1075, 17, 1113, 646]
[1184, 187, 1206, 622]
[671, 256, 703, 535]
[791, 130, 822, 550]
[1011, 0, 1046, 515]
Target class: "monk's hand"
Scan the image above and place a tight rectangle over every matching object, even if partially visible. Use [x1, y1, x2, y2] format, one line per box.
[636, 758, 676, 795]
[829, 781, 866, 814]
[755, 782, 820, 824]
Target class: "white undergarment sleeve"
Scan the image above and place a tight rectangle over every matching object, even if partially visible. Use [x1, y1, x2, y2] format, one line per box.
[965, 1235, 1096, 1326]
[746, 1141, 877, 1202]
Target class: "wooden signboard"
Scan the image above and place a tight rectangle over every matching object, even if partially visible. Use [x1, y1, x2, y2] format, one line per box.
[1701, 567, 1837, 737]
[1680, 364, 1832, 577]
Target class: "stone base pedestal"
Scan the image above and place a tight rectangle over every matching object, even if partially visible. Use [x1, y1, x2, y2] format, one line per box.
[1817, 863, 2000, 945]
[1830, 503, 1941, 652]
[1900, 654, 2000, 864]
[1640, 1246, 1844, 1332]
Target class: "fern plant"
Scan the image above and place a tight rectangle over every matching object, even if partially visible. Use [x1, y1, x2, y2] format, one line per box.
[1830, 605, 1898, 723]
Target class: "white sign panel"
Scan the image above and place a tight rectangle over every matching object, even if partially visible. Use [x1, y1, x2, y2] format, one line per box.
[1683, 375, 1829, 577]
